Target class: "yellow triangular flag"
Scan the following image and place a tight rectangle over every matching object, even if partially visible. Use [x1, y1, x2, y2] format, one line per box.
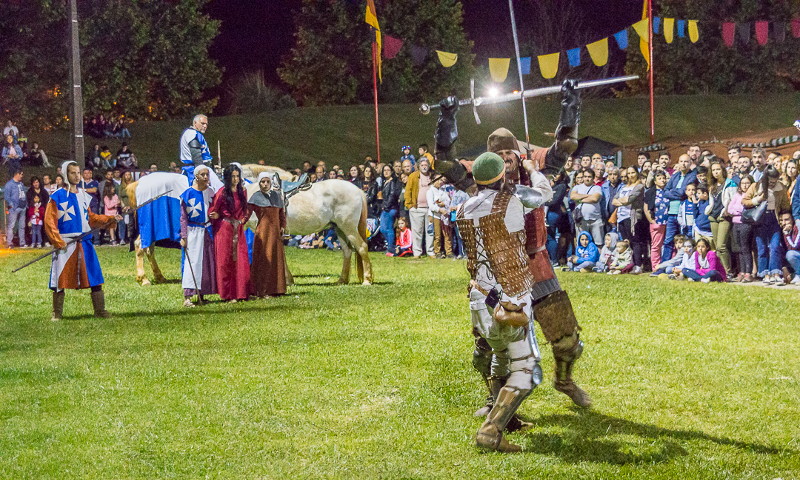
[632, 18, 649, 39]
[663, 18, 675, 43]
[365, 0, 379, 30]
[436, 50, 458, 68]
[635, 0, 650, 70]
[537, 52, 560, 79]
[365, 0, 382, 82]
[488, 58, 511, 82]
[688, 20, 700, 43]
[586, 38, 609, 66]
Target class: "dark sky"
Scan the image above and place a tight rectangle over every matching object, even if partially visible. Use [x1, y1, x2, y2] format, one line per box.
[206, 0, 644, 87]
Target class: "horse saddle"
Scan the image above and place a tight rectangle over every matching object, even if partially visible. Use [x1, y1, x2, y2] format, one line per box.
[280, 173, 312, 200]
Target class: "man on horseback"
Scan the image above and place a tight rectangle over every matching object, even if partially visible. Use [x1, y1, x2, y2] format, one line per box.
[180, 114, 213, 185]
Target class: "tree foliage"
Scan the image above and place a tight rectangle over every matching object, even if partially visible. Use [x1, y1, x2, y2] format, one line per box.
[624, 0, 800, 95]
[225, 71, 296, 115]
[279, 0, 475, 106]
[0, 0, 221, 129]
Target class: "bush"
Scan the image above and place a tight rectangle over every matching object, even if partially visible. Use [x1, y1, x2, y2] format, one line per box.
[226, 71, 296, 115]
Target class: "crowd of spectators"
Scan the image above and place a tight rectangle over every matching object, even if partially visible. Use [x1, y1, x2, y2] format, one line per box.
[84, 114, 131, 139]
[2, 120, 52, 175]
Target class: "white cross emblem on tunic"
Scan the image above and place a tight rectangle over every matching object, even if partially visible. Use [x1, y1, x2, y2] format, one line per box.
[58, 201, 75, 221]
[187, 197, 203, 219]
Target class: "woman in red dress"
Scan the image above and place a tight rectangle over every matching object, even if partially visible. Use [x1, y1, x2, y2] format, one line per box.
[209, 164, 251, 302]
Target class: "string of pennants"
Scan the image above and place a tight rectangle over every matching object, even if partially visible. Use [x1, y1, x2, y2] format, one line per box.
[380, 16, 800, 82]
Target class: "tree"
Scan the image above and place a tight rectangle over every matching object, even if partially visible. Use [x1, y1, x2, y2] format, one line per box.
[279, 0, 476, 106]
[624, 0, 800, 95]
[0, 0, 221, 129]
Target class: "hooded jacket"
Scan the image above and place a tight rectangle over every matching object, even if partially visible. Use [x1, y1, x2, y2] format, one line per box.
[575, 231, 600, 264]
[598, 231, 618, 266]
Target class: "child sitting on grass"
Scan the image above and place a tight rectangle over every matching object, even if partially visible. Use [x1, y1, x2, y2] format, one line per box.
[607, 239, 633, 274]
[395, 217, 413, 257]
[683, 238, 727, 282]
[651, 234, 688, 276]
[566, 231, 599, 272]
[593, 232, 618, 273]
[668, 238, 697, 280]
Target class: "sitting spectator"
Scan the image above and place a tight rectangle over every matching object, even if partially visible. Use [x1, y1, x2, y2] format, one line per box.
[651, 234, 688, 276]
[669, 238, 698, 280]
[395, 217, 413, 257]
[86, 144, 102, 169]
[117, 117, 132, 138]
[780, 212, 800, 284]
[27, 194, 45, 248]
[566, 231, 599, 272]
[593, 232, 618, 273]
[117, 144, 138, 170]
[3, 120, 19, 141]
[683, 238, 727, 283]
[99, 145, 114, 169]
[607, 239, 633, 274]
[2, 134, 23, 175]
[23, 142, 51, 167]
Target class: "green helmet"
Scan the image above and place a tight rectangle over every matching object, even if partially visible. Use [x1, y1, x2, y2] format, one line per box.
[472, 152, 505, 185]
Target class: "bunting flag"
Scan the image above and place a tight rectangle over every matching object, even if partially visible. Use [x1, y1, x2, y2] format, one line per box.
[365, 0, 382, 82]
[722, 22, 736, 47]
[586, 38, 609, 66]
[567, 47, 581, 67]
[663, 18, 675, 43]
[755, 21, 769, 45]
[518, 56, 531, 75]
[653, 16, 662, 34]
[613, 29, 628, 49]
[382, 35, 403, 59]
[410, 45, 427, 65]
[793, 18, 800, 38]
[774, 21, 786, 42]
[676, 19, 687, 37]
[633, 5, 650, 70]
[436, 50, 458, 68]
[688, 20, 700, 43]
[489, 58, 511, 82]
[737, 22, 751, 45]
[537, 52, 560, 79]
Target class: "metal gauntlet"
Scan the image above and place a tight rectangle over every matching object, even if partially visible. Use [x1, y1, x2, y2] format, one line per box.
[541, 80, 581, 176]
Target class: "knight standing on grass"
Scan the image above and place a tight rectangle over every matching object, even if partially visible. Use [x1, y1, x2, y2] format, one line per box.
[179, 114, 213, 185]
[179, 164, 217, 307]
[45, 161, 121, 321]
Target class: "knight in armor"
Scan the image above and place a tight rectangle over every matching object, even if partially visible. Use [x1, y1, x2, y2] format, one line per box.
[44, 161, 121, 321]
[179, 114, 213, 185]
[179, 164, 217, 307]
[456, 152, 542, 452]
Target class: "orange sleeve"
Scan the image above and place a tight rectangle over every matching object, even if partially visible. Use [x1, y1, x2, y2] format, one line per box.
[44, 199, 66, 249]
[88, 211, 117, 230]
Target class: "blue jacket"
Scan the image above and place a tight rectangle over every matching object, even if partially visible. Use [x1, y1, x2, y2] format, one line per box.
[664, 169, 697, 202]
[793, 181, 800, 221]
[695, 199, 711, 231]
[575, 231, 600, 263]
[3, 179, 27, 209]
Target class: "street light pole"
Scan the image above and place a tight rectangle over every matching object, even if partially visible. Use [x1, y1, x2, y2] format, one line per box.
[68, 0, 85, 167]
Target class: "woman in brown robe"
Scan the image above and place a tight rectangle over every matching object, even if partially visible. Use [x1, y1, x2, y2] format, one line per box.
[249, 172, 287, 297]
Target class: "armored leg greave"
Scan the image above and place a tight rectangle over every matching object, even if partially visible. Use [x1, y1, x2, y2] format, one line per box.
[476, 385, 530, 453]
[552, 333, 591, 408]
[472, 336, 494, 417]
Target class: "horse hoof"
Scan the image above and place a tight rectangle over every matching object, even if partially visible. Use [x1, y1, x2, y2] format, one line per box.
[139, 278, 151, 286]
[337, 278, 348, 285]
[362, 281, 372, 286]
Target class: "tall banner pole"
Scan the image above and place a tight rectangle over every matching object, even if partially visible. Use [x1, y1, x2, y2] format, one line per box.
[508, 0, 531, 146]
[371, 40, 382, 164]
[648, 0, 655, 143]
[68, 0, 85, 167]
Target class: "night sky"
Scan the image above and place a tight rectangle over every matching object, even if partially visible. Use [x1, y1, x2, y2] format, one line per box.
[206, 0, 644, 88]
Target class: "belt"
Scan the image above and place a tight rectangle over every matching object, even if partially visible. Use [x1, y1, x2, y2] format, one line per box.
[224, 218, 243, 262]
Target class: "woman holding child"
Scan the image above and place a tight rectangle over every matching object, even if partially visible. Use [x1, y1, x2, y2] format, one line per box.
[612, 167, 647, 274]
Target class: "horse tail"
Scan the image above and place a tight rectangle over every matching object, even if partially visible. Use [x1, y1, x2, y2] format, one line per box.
[126, 181, 139, 209]
[356, 193, 368, 281]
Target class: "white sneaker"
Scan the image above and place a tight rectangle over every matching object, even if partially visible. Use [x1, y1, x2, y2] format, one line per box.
[632, 266, 642, 274]
[686, 278, 695, 282]
[775, 275, 786, 286]
[701, 278, 711, 283]
[791, 275, 800, 285]
[763, 275, 774, 285]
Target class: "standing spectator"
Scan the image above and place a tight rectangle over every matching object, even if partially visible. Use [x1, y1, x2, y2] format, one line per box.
[363, 166, 380, 218]
[3, 120, 19, 141]
[545, 169, 572, 265]
[25, 175, 49, 208]
[102, 182, 120, 245]
[601, 166, 622, 228]
[612, 166, 647, 273]
[694, 184, 713, 245]
[727, 145, 741, 167]
[662, 154, 698, 260]
[743, 166, 790, 284]
[450, 186, 469, 258]
[404, 158, 434, 257]
[3, 169, 28, 248]
[2, 134, 23, 175]
[27, 194, 45, 248]
[780, 212, 800, 284]
[750, 148, 767, 182]
[569, 168, 604, 247]
[683, 238, 727, 283]
[347, 165, 363, 190]
[707, 161, 732, 273]
[727, 175, 755, 282]
[378, 164, 402, 257]
[417, 144, 434, 167]
[657, 152, 674, 175]
[644, 170, 669, 270]
[636, 152, 650, 171]
[400, 145, 416, 168]
[79, 168, 100, 214]
[118, 171, 134, 243]
[782, 159, 797, 196]
[42, 174, 57, 196]
[426, 177, 452, 258]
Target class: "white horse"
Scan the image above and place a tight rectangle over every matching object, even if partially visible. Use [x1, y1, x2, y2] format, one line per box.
[128, 165, 373, 286]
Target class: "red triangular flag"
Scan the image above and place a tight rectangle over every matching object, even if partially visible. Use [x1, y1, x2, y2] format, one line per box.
[382, 35, 403, 59]
[792, 18, 800, 38]
[722, 22, 736, 47]
[755, 21, 769, 45]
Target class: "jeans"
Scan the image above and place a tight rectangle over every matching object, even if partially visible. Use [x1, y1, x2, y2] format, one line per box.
[409, 207, 433, 256]
[31, 224, 42, 245]
[453, 224, 465, 257]
[754, 212, 784, 276]
[578, 218, 604, 246]
[662, 215, 681, 261]
[379, 209, 397, 253]
[118, 217, 128, 243]
[103, 158, 117, 169]
[682, 268, 725, 282]
[786, 250, 800, 274]
[572, 260, 595, 271]
[6, 207, 26, 246]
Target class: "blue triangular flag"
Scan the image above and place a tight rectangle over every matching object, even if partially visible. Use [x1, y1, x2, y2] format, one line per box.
[567, 47, 581, 67]
[653, 16, 662, 34]
[519, 56, 531, 75]
[613, 29, 628, 49]
[676, 19, 686, 38]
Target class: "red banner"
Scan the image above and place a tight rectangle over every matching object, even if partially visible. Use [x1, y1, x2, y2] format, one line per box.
[722, 22, 736, 47]
[755, 21, 769, 45]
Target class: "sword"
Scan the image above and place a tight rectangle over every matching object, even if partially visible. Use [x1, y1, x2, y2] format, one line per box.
[12, 189, 173, 273]
[419, 75, 639, 124]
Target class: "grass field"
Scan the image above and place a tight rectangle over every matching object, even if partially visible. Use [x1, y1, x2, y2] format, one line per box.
[1, 247, 799, 479]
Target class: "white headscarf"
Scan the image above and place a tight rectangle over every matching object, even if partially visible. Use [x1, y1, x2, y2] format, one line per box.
[61, 160, 79, 186]
[257, 171, 271, 183]
[194, 164, 209, 176]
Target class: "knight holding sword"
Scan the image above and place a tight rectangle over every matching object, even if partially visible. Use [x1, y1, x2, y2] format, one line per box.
[45, 161, 122, 321]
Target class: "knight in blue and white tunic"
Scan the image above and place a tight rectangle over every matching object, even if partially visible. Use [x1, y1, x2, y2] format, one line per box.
[179, 114, 213, 185]
[179, 164, 217, 306]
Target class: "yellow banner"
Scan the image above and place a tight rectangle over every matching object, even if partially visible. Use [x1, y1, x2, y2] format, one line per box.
[537, 52, 560, 79]
[436, 50, 458, 68]
[632, 18, 649, 39]
[365, 0, 379, 30]
[488, 58, 511, 82]
[586, 38, 609, 66]
[688, 20, 700, 43]
[365, 0, 381, 82]
[663, 18, 675, 43]
[635, 0, 650, 70]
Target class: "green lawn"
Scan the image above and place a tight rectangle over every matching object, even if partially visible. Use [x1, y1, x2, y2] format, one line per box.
[1, 247, 798, 479]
